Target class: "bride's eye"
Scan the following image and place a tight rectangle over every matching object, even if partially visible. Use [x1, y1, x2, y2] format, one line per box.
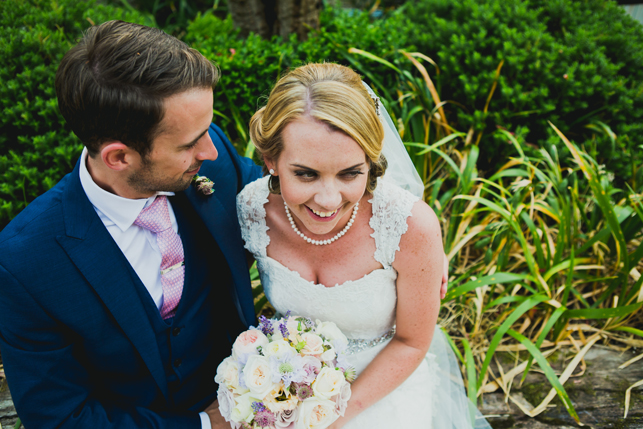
[294, 170, 317, 180]
[341, 170, 364, 180]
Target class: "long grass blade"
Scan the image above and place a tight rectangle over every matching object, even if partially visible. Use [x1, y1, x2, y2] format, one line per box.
[507, 329, 583, 424]
[461, 337, 478, 426]
[477, 295, 550, 388]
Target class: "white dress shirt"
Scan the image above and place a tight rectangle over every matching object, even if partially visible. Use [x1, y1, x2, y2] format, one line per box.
[79, 148, 212, 429]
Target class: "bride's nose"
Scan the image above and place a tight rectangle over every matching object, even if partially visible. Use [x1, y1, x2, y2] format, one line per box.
[313, 181, 342, 210]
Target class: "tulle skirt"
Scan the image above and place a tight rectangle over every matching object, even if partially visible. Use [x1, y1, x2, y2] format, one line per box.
[344, 326, 492, 429]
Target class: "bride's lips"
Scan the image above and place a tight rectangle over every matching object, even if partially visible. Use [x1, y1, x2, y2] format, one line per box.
[305, 205, 342, 222]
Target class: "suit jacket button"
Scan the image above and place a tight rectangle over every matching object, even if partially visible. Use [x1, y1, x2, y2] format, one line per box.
[172, 327, 182, 336]
[174, 358, 182, 367]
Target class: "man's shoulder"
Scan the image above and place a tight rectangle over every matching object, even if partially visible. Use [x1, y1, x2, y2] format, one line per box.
[0, 174, 70, 249]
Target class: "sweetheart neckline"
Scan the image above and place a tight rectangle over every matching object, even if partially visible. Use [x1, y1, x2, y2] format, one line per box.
[263, 255, 395, 289]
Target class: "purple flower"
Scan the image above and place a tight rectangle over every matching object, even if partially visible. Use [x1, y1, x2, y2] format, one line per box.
[279, 321, 289, 339]
[254, 409, 276, 427]
[270, 353, 305, 388]
[251, 401, 266, 413]
[296, 384, 313, 400]
[259, 315, 274, 336]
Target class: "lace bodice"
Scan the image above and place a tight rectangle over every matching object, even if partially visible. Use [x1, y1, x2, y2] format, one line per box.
[237, 176, 418, 340]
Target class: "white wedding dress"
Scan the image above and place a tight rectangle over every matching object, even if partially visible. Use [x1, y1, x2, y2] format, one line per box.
[237, 175, 491, 429]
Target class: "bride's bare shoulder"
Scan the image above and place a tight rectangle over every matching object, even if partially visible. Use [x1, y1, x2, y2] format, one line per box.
[395, 199, 443, 271]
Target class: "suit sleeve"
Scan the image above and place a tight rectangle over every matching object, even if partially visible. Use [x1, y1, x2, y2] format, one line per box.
[209, 123, 263, 193]
[0, 264, 201, 429]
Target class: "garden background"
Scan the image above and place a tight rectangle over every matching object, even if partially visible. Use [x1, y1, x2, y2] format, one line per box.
[1, 0, 643, 427]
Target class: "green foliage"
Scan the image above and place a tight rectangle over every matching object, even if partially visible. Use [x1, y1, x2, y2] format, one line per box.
[0, 0, 150, 228]
[184, 6, 409, 150]
[400, 0, 643, 181]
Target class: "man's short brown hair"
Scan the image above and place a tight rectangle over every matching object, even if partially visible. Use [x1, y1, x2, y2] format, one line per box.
[55, 20, 219, 157]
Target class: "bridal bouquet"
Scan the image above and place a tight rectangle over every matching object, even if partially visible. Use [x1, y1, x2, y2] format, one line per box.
[216, 314, 355, 429]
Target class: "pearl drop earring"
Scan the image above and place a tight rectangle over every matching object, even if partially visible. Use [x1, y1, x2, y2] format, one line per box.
[269, 169, 275, 175]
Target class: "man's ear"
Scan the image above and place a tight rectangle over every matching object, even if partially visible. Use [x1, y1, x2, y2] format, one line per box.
[100, 142, 138, 171]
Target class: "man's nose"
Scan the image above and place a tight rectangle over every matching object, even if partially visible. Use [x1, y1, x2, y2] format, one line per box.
[196, 131, 218, 161]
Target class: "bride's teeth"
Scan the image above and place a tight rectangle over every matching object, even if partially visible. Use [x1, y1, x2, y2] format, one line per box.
[311, 208, 338, 218]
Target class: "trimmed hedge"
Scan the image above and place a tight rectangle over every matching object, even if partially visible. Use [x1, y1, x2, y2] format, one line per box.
[0, 0, 150, 228]
[2, 0, 642, 229]
[401, 0, 643, 176]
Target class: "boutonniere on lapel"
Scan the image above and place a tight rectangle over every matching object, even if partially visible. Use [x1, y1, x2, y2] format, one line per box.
[192, 175, 215, 196]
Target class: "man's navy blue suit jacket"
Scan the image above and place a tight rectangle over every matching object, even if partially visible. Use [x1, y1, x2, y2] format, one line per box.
[0, 124, 262, 428]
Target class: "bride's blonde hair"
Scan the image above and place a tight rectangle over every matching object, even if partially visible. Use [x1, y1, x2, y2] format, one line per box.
[249, 63, 387, 194]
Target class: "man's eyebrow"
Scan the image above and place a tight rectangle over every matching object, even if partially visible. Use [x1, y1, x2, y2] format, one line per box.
[179, 128, 209, 148]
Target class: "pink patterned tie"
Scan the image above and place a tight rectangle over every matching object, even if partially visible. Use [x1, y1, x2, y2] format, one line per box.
[134, 196, 184, 319]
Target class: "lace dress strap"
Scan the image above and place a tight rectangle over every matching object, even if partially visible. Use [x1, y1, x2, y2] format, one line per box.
[369, 178, 420, 269]
[236, 176, 271, 258]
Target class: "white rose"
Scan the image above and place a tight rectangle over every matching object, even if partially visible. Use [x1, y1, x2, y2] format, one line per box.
[296, 397, 339, 429]
[230, 392, 258, 423]
[215, 357, 248, 394]
[242, 354, 278, 399]
[319, 345, 336, 363]
[232, 329, 269, 360]
[300, 332, 324, 357]
[263, 339, 298, 359]
[312, 367, 346, 400]
[315, 321, 348, 345]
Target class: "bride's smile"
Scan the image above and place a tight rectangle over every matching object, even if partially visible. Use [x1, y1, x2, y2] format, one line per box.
[266, 115, 369, 238]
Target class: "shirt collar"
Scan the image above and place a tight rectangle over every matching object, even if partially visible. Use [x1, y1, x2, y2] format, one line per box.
[79, 147, 174, 232]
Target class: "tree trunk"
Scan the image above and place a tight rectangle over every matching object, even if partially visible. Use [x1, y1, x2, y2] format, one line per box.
[228, 0, 322, 40]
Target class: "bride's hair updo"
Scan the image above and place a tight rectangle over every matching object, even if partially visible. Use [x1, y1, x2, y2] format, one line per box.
[249, 63, 387, 194]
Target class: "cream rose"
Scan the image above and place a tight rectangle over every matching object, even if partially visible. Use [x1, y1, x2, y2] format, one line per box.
[312, 367, 346, 400]
[242, 354, 278, 399]
[300, 332, 324, 357]
[319, 344, 336, 363]
[215, 357, 248, 394]
[230, 392, 258, 423]
[232, 329, 269, 360]
[296, 397, 339, 429]
[315, 321, 348, 345]
[263, 384, 300, 413]
[263, 338, 297, 359]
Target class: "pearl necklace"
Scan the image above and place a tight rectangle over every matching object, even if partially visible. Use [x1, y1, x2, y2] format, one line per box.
[284, 202, 359, 246]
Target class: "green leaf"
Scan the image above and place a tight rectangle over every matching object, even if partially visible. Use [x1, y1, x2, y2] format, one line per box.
[507, 329, 580, 423]
[564, 302, 643, 319]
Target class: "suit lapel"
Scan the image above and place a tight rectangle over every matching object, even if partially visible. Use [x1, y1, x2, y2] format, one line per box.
[56, 164, 169, 399]
[183, 186, 256, 328]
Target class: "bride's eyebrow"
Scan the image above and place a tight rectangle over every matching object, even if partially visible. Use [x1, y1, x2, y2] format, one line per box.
[290, 163, 365, 172]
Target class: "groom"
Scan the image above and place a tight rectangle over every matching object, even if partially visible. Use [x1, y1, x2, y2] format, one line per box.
[0, 21, 261, 428]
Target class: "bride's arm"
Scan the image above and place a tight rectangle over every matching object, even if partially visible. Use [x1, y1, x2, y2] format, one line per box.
[331, 200, 444, 428]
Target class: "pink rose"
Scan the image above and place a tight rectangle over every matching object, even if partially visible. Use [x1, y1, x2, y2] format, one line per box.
[232, 329, 269, 359]
[274, 407, 299, 429]
[334, 379, 352, 416]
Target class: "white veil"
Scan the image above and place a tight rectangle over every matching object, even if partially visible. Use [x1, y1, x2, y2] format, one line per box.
[362, 82, 492, 429]
[362, 82, 424, 199]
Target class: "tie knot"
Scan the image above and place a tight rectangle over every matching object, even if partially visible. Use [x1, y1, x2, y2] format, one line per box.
[134, 196, 172, 234]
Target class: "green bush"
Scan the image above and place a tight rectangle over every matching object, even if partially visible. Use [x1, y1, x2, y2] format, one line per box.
[0, 0, 150, 228]
[184, 6, 409, 148]
[400, 0, 643, 180]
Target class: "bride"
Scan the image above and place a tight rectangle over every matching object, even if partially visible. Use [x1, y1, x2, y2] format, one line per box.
[236, 63, 490, 429]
